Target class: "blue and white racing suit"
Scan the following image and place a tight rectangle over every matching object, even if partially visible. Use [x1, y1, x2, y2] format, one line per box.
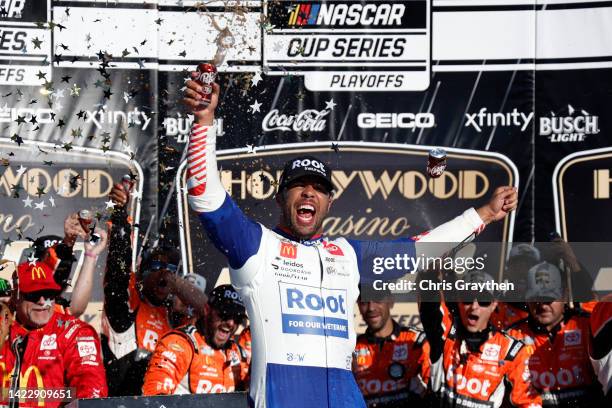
[186, 124, 486, 408]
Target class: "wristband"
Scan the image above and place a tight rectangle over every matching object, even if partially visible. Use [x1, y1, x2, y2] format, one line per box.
[84, 252, 98, 259]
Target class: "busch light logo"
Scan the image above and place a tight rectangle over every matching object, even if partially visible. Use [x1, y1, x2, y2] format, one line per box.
[262, 109, 329, 132]
[279, 282, 349, 338]
[539, 104, 599, 142]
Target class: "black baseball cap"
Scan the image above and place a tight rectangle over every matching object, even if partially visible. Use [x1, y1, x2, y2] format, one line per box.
[208, 284, 246, 318]
[277, 156, 334, 194]
[32, 235, 62, 259]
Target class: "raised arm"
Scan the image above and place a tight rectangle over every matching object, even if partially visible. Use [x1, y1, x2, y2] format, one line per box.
[69, 229, 108, 317]
[103, 184, 136, 332]
[183, 79, 262, 285]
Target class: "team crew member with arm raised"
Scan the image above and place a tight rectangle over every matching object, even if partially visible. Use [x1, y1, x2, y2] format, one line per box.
[101, 182, 208, 396]
[418, 269, 542, 408]
[182, 77, 517, 408]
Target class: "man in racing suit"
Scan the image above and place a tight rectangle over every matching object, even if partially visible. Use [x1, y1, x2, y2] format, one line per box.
[142, 284, 249, 395]
[354, 290, 430, 407]
[0, 260, 107, 407]
[509, 262, 604, 407]
[102, 181, 208, 396]
[182, 79, 518, 408]
[418, 268, 541, 408]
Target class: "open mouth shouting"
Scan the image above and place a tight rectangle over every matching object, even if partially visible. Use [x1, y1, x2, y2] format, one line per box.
[296, 203, 316, 226]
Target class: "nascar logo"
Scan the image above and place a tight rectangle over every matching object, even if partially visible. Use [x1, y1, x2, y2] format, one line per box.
[279, 282, 349, 338]
[287, 3, 405, 27]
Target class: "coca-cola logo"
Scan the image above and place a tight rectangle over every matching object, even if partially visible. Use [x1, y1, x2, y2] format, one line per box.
[262, 109, 330, 132]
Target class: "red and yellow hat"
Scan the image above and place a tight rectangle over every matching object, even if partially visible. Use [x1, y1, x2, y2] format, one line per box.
[16, 261, 61, 294]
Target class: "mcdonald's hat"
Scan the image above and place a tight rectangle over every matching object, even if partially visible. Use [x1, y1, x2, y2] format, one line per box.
[16, 261, 61, 294]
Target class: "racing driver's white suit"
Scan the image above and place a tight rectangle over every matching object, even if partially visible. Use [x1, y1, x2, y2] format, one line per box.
[186, 124, 487, 408]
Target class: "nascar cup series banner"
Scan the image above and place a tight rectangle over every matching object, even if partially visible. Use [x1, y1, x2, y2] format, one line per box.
[1, 0, 612, 324]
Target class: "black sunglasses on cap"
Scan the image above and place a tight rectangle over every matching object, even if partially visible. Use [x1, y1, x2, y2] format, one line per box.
[21, 290, 59, 303]
[215, 307, 246, 323]
[460, 292, 494, 307]
[149, 260, 178, 273]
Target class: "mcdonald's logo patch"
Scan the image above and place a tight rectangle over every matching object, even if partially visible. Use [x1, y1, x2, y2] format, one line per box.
[280, 243, 297, 259]
[31, 266, 46, 280]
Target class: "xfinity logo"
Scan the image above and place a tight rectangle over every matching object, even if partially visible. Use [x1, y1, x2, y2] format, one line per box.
[85, 106, 151, 131]
[357, 113, 434, 129]
[464, 108, 533, 132]
[539, 105, 599, 143]
[262, 109, 329, 132]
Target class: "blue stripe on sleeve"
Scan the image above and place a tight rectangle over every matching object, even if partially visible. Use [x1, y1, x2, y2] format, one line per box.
[197, 193, 262, 269]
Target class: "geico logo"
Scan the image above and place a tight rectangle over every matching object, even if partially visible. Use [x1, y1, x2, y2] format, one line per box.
[286, 288, 346, 314]
[0, 107, 54, 124]
[529, 366, 582, 388]
[446, 368, 491, 396]
[539, 116, 599, 136]
[0, 0, 26, 18]
[358, 378, 401, 394]
[292, 158, 325, 171]
[224, 289, 242, 301]
[289, 3, 405, 27]
[0, 167, 114, 198]
[221, 169, 491, 201]
[357, 113, 435, 129]
[196, 379, 230, 393]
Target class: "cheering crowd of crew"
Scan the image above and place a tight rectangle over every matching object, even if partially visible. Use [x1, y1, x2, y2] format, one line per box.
[0, 179, 610, 407]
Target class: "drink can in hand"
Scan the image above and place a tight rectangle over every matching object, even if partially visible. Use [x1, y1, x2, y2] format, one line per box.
[195, 63, 217, 107]
[427, 148, 447, 178]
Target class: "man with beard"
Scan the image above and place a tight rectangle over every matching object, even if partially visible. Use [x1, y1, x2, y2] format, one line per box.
[0, 260, 107, 407]
[142, 284, 249, 395]
[509, 262, 603, 407]
[182, 79, 517, 408]
[102, 182, 208, 396]
[353, 290, 429, 407]
[419, 269, 542, 408]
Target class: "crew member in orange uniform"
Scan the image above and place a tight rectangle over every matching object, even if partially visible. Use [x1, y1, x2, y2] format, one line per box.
[509, 262, 604, 407]
[419, 269, 542, 408]
[142, 284, 249, 395]
[102, 182, 208, 396]
[0, 260, 107, 407]
[353, 290, 429, 407]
